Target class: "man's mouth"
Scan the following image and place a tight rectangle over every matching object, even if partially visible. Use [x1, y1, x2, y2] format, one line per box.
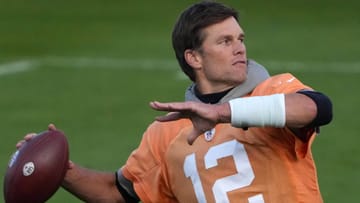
[232, 60, 246, 66]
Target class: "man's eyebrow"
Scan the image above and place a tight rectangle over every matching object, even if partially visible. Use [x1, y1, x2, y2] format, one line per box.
[213, 31, 245, 42]
[217, 32, 244, 38]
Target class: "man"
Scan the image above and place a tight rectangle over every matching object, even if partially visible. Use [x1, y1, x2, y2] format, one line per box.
[18, 1, 332, 202]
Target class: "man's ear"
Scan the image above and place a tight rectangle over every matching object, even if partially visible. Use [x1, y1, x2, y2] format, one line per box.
[184, 49, 202, 69]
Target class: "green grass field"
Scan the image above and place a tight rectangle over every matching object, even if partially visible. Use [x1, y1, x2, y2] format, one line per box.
[1, 0, 359, 202]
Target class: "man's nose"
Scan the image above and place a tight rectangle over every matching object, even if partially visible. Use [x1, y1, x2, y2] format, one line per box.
[233, 40, 245, 55]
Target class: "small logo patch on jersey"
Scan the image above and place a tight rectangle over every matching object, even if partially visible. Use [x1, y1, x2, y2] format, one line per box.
[204, 128, 215, 142]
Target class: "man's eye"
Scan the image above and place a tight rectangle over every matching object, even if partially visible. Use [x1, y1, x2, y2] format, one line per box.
[222, 39, 231, 45]
[239, 36, 245, 43]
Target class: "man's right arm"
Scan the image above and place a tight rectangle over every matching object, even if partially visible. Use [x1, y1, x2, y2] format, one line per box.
[16, 125, 130, 203]
[62, 162, 125, 203]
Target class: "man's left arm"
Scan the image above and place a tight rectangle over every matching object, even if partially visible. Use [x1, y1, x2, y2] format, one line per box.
[286, 91, 333, 141]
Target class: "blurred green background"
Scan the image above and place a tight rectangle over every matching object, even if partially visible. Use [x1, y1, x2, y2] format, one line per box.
[1, 0, 359, 202]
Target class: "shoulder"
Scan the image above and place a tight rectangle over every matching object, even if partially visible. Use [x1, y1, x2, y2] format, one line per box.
[145, 119, 192, 141]
[121, 119, 192, 203]
[252, 73, 312, 95]
[122, 119, 192, 178]
[142, 119, 192, 159]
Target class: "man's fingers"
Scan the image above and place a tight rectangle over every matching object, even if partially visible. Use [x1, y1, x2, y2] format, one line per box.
[155, 112, 184, 122]
[16, 124, 59, 150]
[15, 140, 26, 149]
[48, 123, 57, 131]
[16, 133, 37, 149]
[68, 160, 75, 169]
[150, 101, 168, 111]
[24, 133, 37, 141]
[150, 101, 191, 112]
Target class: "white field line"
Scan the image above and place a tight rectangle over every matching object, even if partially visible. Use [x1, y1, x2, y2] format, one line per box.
[0, 57, 359, 77]
[0, 60, 36, 76]
[264, 61, 360, 74]
[39, 57, 177, 70]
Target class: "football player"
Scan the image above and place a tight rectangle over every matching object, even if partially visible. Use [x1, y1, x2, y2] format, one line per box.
[18, 1, 332, 203]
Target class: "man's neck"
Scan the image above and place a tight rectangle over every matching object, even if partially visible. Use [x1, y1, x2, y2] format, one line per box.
[194, 87, 234, 104]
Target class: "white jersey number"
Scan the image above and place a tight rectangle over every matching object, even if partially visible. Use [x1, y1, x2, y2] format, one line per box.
[183, 140, 264, 203]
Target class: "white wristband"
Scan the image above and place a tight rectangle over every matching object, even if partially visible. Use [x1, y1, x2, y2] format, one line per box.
[229, 94, 286, 128]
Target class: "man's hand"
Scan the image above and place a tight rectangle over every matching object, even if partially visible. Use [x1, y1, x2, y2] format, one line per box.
[16, 124, 75, 169]
[150, 101, 231, 144]
[16, 123, 56, 149]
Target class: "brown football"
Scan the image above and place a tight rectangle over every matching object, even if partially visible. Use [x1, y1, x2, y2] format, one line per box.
[3, 130, 69, 203]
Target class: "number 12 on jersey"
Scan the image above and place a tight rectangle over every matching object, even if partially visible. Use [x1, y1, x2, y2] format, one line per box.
[183, 139, 264, 203]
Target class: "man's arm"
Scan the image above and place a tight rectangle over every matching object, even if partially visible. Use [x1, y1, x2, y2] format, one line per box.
[16, 125, 127, 203]
[286, 91, 333, 141]
[150, 91, 332, 144]
[283, 92, 318, 128]
[61, 163, 125, 203]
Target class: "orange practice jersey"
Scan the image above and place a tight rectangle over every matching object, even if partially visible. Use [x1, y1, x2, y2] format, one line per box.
[121, 73, 323, 203]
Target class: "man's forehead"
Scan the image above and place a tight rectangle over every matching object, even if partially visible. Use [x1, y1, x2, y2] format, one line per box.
[202, 17, 244, 39]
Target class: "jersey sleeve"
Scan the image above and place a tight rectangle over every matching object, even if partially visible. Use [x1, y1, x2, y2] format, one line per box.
[251, 73, 313, 95]
[121, 120, 190, 203]
[251, 73, 316, 158]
